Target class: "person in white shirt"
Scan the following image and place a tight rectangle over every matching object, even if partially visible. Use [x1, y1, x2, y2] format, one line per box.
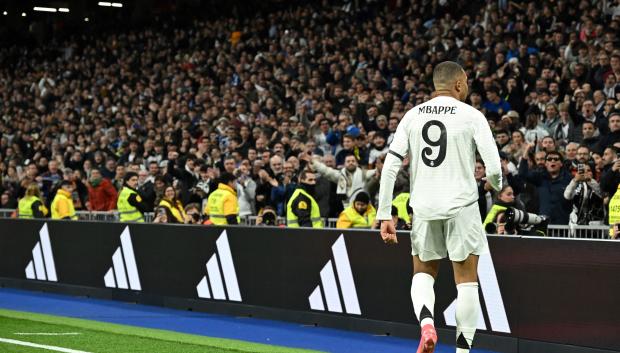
[376, 61, 501, 353]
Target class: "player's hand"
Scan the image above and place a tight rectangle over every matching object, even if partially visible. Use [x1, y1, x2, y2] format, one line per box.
[380, 220, 398, 245]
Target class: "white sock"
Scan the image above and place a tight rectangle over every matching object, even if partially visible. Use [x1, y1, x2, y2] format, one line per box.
[411, 272, 435, 327]
[455, 282, 479, 352]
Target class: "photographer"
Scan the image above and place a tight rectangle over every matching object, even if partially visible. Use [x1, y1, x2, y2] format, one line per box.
[184, 203, 203, 225]
[484, 185, 547, 236]
[564, 163, 604, 225]
[256, 206, 279, 226]
[152, 206, 168, 224]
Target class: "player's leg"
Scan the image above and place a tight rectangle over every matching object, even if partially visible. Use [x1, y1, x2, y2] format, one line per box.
[452, 255, 480, 353]
[411, 219, 445, 353]
[446, 203, 488, 353]
[412, 256, 440, 328]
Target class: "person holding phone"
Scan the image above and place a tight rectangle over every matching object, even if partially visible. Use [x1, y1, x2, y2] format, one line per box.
[564, 163, 604, 226]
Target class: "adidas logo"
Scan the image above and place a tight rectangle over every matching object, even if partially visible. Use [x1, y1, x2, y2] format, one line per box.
[443, 253, 511, 333]
[196, 230, 241, 302]
[308, 235, 361, 315]
[103, 226, 141, 291]
[25, 224, 57, 282]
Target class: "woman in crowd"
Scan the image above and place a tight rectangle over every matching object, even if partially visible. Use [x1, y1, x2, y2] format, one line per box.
[158, 185, 187, 224]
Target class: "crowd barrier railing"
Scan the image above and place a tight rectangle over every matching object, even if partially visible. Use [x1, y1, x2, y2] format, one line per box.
[0, 208, 613, 239]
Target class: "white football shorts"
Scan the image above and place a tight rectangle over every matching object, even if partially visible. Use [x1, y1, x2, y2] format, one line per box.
[410, 202, 489, 262]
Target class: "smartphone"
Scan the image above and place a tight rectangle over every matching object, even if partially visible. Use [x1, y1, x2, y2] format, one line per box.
[577, 163, 585, 174]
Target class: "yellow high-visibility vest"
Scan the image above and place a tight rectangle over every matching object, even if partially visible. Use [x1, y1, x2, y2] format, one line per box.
[336, 205, 376, 228]
[18, 196, 45, 219]
[51, 189, 77, 220]
[287, 188, 322, 228]
[205, 183, 239, 225]
[392, 192, 411, 223]
[608, 186, 620, 238]
[117, 187, 144, 222]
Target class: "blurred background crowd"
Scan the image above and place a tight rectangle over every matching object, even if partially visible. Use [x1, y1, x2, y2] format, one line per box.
[1, 0, 620, 233]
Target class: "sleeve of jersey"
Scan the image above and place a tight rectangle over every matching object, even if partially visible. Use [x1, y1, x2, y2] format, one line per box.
[473, 113, 502, 191]
[376, 119, 408, 220]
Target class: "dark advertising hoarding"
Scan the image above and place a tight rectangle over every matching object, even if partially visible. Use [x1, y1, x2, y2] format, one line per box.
[0, 220, 618, 352]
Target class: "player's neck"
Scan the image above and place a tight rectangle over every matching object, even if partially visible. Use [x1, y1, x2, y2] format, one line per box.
[432, 90, 458, 100]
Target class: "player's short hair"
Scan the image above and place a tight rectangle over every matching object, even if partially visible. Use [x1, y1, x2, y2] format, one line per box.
[433, 61, 464, 88]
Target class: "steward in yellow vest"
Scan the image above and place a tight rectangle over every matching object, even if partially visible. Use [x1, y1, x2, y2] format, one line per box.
[51, 181, 77, 220]
[18, 183, 48, 219]
[337, 191, 376, 228]
[117, 172, 147, 222]
[391, 192, 411, 223]
[205, 173, 239, 225]
[287, 170, 322, 228]
[609, 185, 620, 238]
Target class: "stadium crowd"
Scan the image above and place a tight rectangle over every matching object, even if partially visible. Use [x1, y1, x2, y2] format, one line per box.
[1, 0, 620, 233]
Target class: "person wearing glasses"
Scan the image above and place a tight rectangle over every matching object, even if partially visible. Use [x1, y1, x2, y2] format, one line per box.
[519, 145, 572, 225]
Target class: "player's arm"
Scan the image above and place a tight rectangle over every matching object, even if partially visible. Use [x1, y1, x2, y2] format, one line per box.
[377, 116, 409, 243]
[377, 118, 409, 219]
[473, 113, 502, 192]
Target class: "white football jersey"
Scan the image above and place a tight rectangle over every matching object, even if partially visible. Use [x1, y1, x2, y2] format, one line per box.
[378, 95, 501, 220]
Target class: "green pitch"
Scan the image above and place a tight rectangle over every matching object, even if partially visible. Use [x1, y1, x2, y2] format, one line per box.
[0, 309, 324, 353]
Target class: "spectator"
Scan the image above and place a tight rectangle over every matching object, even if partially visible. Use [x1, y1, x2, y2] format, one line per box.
[475, 159, 493, 219]
[137, 169, 156, 212]
[368, 134, 388, 168]
[235, 164, 257, 219]
[519, 148, 572, 224]
[0, 191, 16, 209]
[564, 163, 604, 226]
[502, 130, 527, 163]
[553, 102, 579, 145]
[184, 203, 203, 225]
[158, 185, 187, 224]
[310, 153, 376, 209]
[51, 181, 77, 220]
[581, 121, 601, 152]
[596, 112, 620, 153]
[336, 191, 376, 229]
[483, 87, 511, 115]
[256, 206, 278, 226]
[87, 169, 118, 211]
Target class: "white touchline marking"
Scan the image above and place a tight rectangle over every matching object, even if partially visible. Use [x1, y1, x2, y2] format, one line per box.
[0, 337, 92, 353]
[14, 333, 82, 336]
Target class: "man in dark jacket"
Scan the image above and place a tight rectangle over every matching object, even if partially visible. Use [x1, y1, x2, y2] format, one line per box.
[596, 112, 620, 154]
[519, 149, 572, 224]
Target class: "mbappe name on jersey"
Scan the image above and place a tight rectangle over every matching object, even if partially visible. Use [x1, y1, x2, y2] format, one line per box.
[418, 105, 457, 115]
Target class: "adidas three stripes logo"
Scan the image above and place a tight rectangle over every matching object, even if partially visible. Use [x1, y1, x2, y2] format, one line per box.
[308, 235, 361, 315]
[196, 230, 242, 302]
[103, 226, 142, 291]
[25, 224, 57, 282]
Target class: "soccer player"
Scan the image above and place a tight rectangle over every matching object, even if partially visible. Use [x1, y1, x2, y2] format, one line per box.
[376, 61, 501, 353]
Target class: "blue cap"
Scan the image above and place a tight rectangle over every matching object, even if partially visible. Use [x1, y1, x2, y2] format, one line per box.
[346, 125, 360, 137]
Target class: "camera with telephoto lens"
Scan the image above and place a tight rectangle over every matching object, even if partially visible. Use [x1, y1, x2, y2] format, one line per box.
[485, 207, 548, 235]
